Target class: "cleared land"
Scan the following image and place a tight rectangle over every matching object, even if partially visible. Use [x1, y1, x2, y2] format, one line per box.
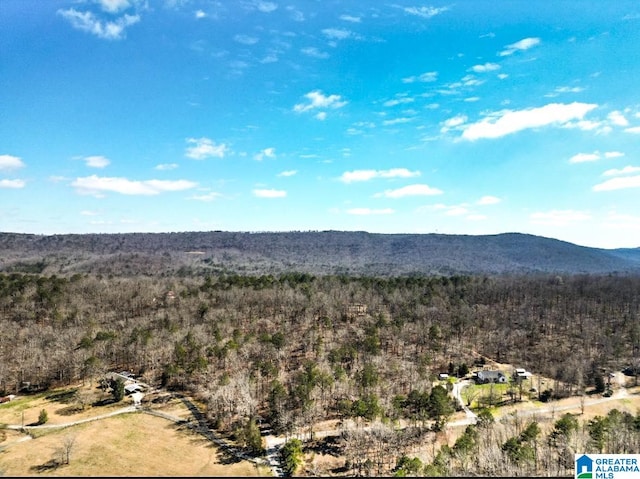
[0, 386, 266, 477]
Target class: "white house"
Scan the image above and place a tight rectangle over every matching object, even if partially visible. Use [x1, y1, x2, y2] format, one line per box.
[476, 370, 507, 383]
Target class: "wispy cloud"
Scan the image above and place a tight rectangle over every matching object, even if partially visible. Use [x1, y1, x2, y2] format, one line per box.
[339, 168, 420, 183]
[98, 0, 131, 14]
[254, 1, 278, 13]
[569, 151, 623, 164]
[383, 117, 412, 126]
[469, 62, 500, 73]
[322, 28, 354, 40]
[499, 37, 540, 56]
[476, 195, 501, 205]
[624, 126, 640, 134]
[301, 47, 329, 59]
[0, 179, 26, 189]
[569, 152, 600, 164]
[346, 208, 395, 215]
[58, 8, 140, 40]
[155, 163, 179, 171]
[72, 175, 197, 196]
[82, 155, 111, 168]
[402, 71, 438, 83]
[593, 175, 640, 191]
[253, 188, 286, 198]
[383, 96, 414, 107]
[602, 166, 640, 177]
[195, 10, 206, 19]
[402, 6, 448, 19]
[375, 184, 443, 198]
[293, 90, 347, 115]
[461, 102, 597, 140]
[440, 114, 468, 133]
[530, 209, 591, 225]
[0, 154, 25, 170]
[234, 34, 259, 45]
[189, 191, 223, 201]
[185, 137, 228, 159]
[436, 204, 469, 216]
[339, 14, 361, 23]
[254, 147, 276, 161]
[278, 170, 297, 177]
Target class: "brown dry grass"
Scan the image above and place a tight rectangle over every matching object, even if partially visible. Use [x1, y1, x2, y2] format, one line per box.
[0, 383, 268, 477]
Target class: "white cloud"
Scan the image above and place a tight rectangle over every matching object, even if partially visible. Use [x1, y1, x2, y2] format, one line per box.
[376, 184, 443, 198]
[255, 1, 277, 13]
[346, 208, 395, 215]
[0, 179, 26, 189]
[195, 10, 206, 19]
[0, 154, 25, 170]
[499, 37, 541, 56]
[294, 90, 347, 113]
[234, 34, 259, 45]
[185, 137, 228, 159]
[476, 195, 501, 205]
[253, 188, 286, 198]
[98, 0, 130, 13]
[605, 151, 624, 158]
[383, 97, 414, 107]
[497, 73, 509, 80]
[155, 163, 179, 170]
[189, 192, 223, 201]
[569, 152, 600, 164]
[554, 86, 585, 94]
[254, 147, 276, 161]
[83, 155, 111, 168]
[625, 126, 640, 134]
[340, 15, 361, 23]
[608, 110, 629, 126]
[440, 114, 467, 133]
[593, 175, 640, 191]
[444, 206, 469, 216]
[403, 6, 448, 18]
[340, 168, 420, 183]
[81, 210, 99, 216]
[315, 112, 327, 121]
[530, 209, 591, 225]
[603, 166, 640, 177]
[402, 71, 438, 83]
[301, 47, 329, 59]
[383, 117, 412, 126]
[469, 62, 500, 73]
[461, 102, 597, 140]
[278, 170, 297, 177]
[58, 8, 140, 40]
[72, 175, 197, 196]
[322, 28, 352, 40]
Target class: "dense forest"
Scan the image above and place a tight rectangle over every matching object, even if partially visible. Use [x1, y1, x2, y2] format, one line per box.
[1, 271, 639, 475]
[2, 231, 639, 276]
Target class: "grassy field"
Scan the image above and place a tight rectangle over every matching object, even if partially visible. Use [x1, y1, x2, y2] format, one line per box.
[0, 384, 268, 477]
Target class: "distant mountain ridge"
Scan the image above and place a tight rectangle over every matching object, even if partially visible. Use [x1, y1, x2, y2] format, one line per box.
[1, 231, 639, 276]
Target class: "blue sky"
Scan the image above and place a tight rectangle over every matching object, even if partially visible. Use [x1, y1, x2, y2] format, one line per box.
[2, 0, 640, 248]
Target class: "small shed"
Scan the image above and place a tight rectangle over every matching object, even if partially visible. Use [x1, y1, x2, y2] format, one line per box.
[124, 383, 142, 395]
